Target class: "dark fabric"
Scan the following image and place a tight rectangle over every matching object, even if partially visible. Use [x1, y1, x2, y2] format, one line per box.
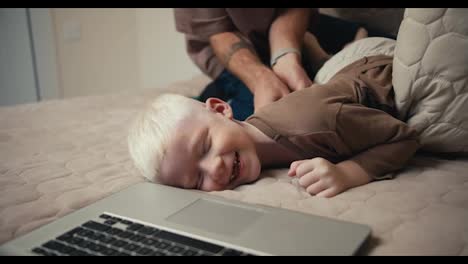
[312, 14, 396, 55]
[199, 70, 254, 121]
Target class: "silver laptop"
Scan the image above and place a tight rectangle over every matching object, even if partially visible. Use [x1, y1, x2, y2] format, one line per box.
[0, 182, 371, 256]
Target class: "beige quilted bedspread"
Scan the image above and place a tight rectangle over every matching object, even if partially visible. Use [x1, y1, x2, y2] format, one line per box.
[1, 75, 468, 255]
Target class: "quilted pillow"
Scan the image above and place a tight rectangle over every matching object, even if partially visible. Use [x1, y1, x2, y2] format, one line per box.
[392, 8, 468, 152]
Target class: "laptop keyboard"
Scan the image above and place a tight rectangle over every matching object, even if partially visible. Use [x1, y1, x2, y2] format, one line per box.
[31, 213, 254, 256]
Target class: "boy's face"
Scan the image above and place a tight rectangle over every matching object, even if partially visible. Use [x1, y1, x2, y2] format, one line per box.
[159, 98, 261, 191]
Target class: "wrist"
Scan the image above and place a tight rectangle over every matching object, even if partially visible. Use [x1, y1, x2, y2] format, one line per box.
[270, 48, 302, 67]
[246, 65, 276, 93]
[272, 52, 302, 71]
[337, 160, 372, 188]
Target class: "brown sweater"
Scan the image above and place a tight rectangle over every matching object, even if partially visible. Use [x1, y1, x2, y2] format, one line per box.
[246, 55, 420, 180]
[174, 8, 318, 79]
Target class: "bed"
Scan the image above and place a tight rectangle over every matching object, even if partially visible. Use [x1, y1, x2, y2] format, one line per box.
[1, 8, 468, 255]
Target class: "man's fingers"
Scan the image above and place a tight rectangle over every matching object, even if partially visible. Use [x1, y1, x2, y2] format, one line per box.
[291, 78, 313, 91]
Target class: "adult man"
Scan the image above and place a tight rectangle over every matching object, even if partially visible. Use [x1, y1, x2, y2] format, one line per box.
[174, 8, 370, 120]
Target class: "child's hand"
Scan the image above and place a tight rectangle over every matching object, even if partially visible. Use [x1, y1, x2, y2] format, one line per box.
[288, 158, 372, 198]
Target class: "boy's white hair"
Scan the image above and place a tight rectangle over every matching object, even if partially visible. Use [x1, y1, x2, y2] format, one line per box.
[127, 93, 200, 182]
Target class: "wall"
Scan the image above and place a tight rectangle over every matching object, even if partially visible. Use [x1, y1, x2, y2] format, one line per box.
[30, 8, 60, 100]
[52, 8, 201, 99]
[136, 9, 201, 91]
[53, 8, 140, 98]
[0, 8, 38, 106]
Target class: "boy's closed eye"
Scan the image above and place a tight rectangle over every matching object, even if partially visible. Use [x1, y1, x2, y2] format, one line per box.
[196, 132, 211, 190]
[197, 171, 203, 190]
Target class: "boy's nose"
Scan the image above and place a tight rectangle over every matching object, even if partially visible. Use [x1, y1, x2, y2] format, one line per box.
[206, 156, 228, 184]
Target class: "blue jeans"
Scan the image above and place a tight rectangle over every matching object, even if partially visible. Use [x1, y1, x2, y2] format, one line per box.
[198, 70, 254, 121]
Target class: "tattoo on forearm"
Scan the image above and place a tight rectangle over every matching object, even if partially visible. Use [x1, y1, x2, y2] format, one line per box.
[223, 40, 255, 67]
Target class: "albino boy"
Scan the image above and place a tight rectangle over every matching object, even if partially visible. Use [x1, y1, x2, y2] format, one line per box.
[128, 37, 420, 198]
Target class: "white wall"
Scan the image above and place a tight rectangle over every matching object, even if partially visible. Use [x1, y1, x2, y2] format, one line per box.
[0, 8, 38, 106]
[53, 8, 140, 98]
[136, 8, 201, 91]
[52, 8, 201, 99]
[29, 8, 60, 100]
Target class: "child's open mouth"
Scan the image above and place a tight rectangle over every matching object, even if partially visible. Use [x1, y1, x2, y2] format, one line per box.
[230, 151, 240, 182]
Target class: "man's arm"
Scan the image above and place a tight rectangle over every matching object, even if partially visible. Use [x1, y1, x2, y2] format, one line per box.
[210, 32, 290, 110]
[269, 8, 315, 91]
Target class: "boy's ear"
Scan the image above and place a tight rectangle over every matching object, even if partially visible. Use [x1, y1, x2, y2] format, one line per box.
[205, 97, 233, 119]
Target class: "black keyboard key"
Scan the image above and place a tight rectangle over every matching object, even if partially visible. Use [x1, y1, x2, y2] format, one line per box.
[111, 239, 128, 248]
[89, 232, 106, 241]
[110, 216, 122, 222]
[77, 229, 94, 237]
[182, 249, 198, 256]
[153, 241, 170, 250]
[150, 250, 168, 256]
[136, 247, 154, 256]
[128, 234, 145, 242]
[56, 233, 74, 242]
[66, 227, 85, 236]
[32, 247, 48, 255]
[104, 220, 118, 226]
[120, 219, 133, 225]
[117, 231, 134, 239]
[77, 240, 92, 249]
[127, 224, 144, 231]
[157, 231, 223, 254]
[68, 236, 84, 245]
[69, 249, 91, 256]
[222, 249, 244, 256]
[106, 227, 124, 235]
[123, 243, 141, 252]
[141, 238, 158, 246]
[137, 226, 159, 236]
[98, 235, 116, 244]
[83, 221, 110, 232]
[42, 241, 66, 252]
[101, 247, 119, 256]
[56, 244, 76, 254]
[99, 214, 112, 219]
[167, 245, 185, 254]
[87, 242, 107, 253]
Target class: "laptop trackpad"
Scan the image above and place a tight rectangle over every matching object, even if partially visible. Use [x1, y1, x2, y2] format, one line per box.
[166, 198, 265, 237]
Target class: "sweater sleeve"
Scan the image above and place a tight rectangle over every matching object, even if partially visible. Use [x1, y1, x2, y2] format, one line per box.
[336, 102, 420, 180]
[174, 8, 235, 40]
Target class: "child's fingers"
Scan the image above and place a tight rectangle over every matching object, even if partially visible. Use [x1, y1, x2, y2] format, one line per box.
[294, 160, 319, 178]
[316, 187, 340, 198]
[288, 159, 308, 176]
[306, 180, 327, 196]
[298, 172, 319, 187]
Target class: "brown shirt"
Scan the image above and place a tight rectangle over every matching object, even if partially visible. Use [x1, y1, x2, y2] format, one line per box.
[246, 55, 420, 179]
[174, 8, 317, 79]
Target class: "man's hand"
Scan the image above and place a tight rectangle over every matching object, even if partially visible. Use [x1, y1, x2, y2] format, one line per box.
[269, 8, 313, 92]
[272, 53, 313, 91]
[210, 31, 292, 111]
[288, 158, 372, 198]
[253, 68, 291, 110]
